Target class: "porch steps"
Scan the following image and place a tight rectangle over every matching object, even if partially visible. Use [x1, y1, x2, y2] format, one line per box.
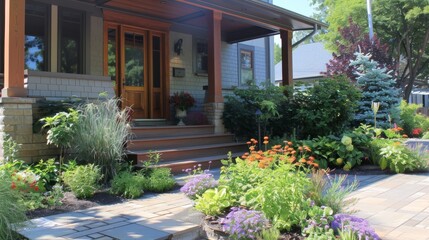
[132, 119, 173, 127]
[127, 125, 247, 173]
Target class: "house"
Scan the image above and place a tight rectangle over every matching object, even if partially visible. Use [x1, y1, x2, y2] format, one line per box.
[275, 42, 332, 89]
[0, 0, 324, 163]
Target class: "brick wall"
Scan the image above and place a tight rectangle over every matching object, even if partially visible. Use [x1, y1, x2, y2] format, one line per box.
[25, 70, 114, 99]
[0, 98, 59, 163]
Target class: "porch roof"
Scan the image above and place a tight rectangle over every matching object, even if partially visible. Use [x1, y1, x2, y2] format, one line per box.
[78, 0, 326, 43]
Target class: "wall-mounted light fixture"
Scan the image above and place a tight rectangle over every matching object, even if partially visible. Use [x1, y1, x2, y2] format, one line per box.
[174, 38, 183, 55]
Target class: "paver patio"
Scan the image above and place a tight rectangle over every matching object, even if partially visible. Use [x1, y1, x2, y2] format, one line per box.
[18, 171, 429, 240]
[349, 173, 429, 240]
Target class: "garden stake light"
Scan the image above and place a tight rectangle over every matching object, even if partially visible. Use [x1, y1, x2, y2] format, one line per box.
[371, 101, 380, 128]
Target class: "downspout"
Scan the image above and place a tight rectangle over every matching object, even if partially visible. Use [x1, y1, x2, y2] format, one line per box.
[292, 24, 319, 48]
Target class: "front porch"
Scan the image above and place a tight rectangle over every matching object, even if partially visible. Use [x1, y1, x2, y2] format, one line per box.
[1, 0, 325, 162]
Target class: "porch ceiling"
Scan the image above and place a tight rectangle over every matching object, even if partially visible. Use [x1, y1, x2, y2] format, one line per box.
[78, 0, 326, 43]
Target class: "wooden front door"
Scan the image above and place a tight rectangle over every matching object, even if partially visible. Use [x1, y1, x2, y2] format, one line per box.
[105, 24, 167, 119]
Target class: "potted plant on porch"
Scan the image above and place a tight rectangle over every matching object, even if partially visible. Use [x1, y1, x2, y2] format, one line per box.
[170, 91, 195, 125]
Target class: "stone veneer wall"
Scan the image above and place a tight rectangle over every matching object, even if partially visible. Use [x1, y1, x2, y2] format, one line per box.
[0, 98, 59, 163]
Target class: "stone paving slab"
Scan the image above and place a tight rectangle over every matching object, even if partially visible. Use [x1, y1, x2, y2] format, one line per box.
[18, 191, 204, 240]
[349, 173, 429, 240]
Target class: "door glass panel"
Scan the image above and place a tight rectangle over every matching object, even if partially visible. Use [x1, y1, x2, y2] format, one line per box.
[124, 32, 144, 87]
[152, 36, 161, 88]
[107, 28, 117, 81]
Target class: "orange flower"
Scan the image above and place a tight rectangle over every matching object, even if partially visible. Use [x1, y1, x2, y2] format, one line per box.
[298, 146, 303, 152]
[402, 134, 408, 138]
[291, 150, 297, 155]
[299, 158, 307, 163]
[263, 141, 269, 145]
[250, 146, 255, 151]
[287, 141, 293, 146]
[309, 156, 315, 161]
[246, 141, 251, 145]
[313, 163, 319, 168]
[304, 146, 311, 152]
[11, 182, 16, 190]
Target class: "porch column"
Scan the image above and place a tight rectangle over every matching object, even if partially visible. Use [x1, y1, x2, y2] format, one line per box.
[2, 0, 27, 97]
[205, 10, 224, 133]
[207, 10, 223, 103]
[280, 29, 293, 86]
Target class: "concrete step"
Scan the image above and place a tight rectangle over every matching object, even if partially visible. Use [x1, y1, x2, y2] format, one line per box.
[131, 125, 215, 138]
[127, 133, 236, 151]
[128, 142, 247, 163]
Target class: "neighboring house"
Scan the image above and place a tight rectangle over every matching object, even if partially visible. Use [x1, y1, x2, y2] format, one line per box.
[409, 89, 429, 116]
[275, 42, 332, 90]
[0, 0, 324, 162]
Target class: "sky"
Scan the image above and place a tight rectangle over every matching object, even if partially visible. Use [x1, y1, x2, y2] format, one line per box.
[272, 0, 316, 44]
[273, 0, 315, 17]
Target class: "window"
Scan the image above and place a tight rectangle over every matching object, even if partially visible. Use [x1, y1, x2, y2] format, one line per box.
[25, 1, 50, 71]
[59, 7, 85, 74]
[0, 0, 4, 73]
[194, 38, 208, 75]
[238, 45, 255, 85]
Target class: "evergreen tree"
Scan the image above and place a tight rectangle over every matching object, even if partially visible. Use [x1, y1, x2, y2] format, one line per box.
[351, 52, 400, 128]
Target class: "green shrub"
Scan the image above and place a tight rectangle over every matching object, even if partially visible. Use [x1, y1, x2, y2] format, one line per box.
[72, 98, 131, 182]
[222, 83, 288, 139]
[219, 157, 270, 205]
[305, 134, 364, 170]
[145, 168, 175, 193]
[63, 164, 102, 199]
[244, 163, 312, 231]
[290, 76, 361, 138]
[110, 171, 147, 199]
[399, 100, 429, 136]
[0, 171, 27, 240]
[29, 158, 59, 190]
[379, 143, 428, 173]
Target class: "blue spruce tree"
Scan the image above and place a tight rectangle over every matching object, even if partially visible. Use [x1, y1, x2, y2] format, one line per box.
[350, 52, 400, 128]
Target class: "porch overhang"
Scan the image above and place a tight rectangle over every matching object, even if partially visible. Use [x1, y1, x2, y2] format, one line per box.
[78, 0, 326, 43]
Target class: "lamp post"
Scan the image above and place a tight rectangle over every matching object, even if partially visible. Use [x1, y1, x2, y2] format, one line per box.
[255, 109, 262, 150]
[366, 0, 374, 42]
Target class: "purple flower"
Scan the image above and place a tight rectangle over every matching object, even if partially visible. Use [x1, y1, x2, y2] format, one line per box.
[220, 208, 268, 239]
[331, 214, 380, 240]
[180, 173, 217, 199]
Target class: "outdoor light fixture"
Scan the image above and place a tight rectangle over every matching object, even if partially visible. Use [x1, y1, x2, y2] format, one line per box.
[174, 39, 183, 56]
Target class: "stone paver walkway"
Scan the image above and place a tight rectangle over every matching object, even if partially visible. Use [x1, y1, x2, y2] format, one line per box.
[349, 173, 429, 240]
[18, 192, 204, 240]
[18, 171, 429, 240]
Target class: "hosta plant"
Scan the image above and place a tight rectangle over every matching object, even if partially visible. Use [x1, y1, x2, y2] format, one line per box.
[194, 187, 233, 216]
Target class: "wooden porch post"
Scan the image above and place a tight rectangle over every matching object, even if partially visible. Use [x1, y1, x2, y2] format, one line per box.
[204, 10, 224, 133]
[280, 29, 293, 86]
[207, 10, 223, 103]
[2, 0, 27, 97]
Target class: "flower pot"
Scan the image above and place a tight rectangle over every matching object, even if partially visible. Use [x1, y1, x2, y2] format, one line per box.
[175, 108, 187, 125]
